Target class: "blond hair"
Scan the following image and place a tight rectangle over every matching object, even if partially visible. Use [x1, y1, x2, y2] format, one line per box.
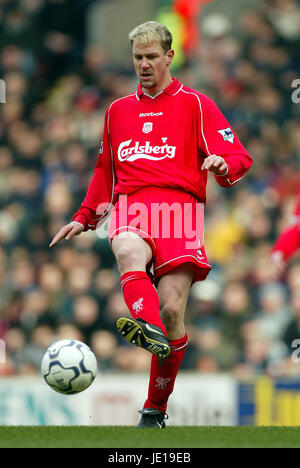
[128, 21, 173, 54]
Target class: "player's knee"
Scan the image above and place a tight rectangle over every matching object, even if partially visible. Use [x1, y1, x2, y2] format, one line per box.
[160, 303, 182, 331]
[116, 246, 137, 265]
[115, 247, 145, 273]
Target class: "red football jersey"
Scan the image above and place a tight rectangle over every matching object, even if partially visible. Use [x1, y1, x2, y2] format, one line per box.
[73, 78, 253, 230]
[272, 190, 300, 261]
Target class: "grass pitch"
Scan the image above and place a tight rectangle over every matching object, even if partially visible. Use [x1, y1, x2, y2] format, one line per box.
[1, 426, 300, 448]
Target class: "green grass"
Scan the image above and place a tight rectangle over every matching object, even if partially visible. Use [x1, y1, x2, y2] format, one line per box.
[1, 426, 300, 448]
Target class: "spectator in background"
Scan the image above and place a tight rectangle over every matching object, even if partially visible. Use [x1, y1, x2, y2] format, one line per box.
[282, 290, 300, 357]
[255, 282, 291, 340]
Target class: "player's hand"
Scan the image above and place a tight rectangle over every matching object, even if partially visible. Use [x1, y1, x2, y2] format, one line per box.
[270, 251, 286, 279]
[49, 221, 84, 248]
[201, 155, 228, 176]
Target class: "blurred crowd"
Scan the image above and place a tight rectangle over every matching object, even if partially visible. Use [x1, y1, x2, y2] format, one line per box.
[0, 0, 300, 379]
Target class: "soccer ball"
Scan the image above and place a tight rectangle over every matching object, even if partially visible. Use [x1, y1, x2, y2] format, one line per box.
[41, 340, 97, 395]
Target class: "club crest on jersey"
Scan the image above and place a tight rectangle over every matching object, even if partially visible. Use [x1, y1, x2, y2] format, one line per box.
[143, 122, 153, 134]
[218, 128, 234, 143]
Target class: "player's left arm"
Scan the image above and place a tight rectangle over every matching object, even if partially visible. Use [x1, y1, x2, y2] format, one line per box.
[199, 94, 253, 186]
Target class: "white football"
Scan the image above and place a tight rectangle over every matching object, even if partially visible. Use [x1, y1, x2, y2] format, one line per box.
[41, 339, 97, 395]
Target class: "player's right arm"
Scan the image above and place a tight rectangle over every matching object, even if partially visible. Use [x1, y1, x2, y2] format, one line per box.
[49, 108, 115, 247]
[49, 221, 85, 248]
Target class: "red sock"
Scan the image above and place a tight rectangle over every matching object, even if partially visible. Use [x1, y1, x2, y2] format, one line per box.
[143, 334, 188, 413]
[120, 271, 167, 335]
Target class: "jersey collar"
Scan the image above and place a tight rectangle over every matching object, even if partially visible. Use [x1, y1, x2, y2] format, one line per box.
[137, 78, 182, 99]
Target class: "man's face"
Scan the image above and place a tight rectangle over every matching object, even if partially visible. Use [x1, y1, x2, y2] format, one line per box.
[132, 40, 174, 94]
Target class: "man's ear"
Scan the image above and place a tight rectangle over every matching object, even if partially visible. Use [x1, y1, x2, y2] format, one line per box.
[166, 49, 174, 66]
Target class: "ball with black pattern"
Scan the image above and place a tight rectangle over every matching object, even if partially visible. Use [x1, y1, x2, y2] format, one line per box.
[41, 340, 97, 395]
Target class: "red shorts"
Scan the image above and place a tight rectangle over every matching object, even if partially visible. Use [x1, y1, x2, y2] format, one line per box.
[108, 187, 211, 284]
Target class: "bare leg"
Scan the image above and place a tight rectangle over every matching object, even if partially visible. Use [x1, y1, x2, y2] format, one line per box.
[111, 231, 152, 275]
[157, 264, 194, 340]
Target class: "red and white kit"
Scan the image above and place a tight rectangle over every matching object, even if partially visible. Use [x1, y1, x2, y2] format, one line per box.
[73, 78, 253, 282]
[272, 190, 300, 261]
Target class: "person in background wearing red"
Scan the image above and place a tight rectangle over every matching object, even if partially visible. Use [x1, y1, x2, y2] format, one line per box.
[271, 190, 300, 277]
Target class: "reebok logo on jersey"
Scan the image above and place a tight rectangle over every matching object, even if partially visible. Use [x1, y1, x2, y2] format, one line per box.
[218, 128, 234, 143]
[118, 138, 177, 162]
[139, 112, 163, 117]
